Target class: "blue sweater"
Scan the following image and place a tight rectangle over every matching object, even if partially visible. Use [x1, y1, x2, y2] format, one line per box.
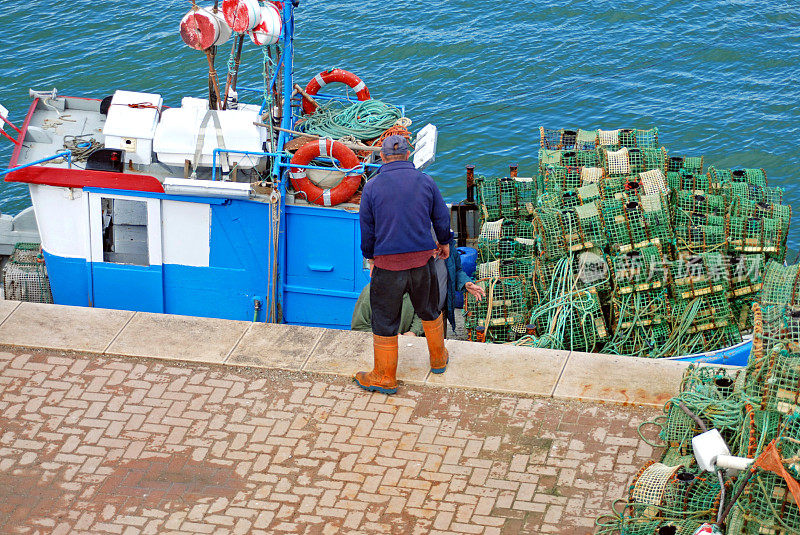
[360, 161, 452, 259]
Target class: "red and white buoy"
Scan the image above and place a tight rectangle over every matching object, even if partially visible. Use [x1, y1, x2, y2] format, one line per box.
[180, 7, 233, 50]
[248, 3, 282, 46]
[221, 0, 262, 33]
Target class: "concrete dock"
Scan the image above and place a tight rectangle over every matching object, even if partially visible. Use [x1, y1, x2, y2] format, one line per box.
[0, 301, 697, 534]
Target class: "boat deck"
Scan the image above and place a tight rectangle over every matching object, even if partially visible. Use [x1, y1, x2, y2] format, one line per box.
[16, 97, 231, 183]
[13, 95, 364, 211]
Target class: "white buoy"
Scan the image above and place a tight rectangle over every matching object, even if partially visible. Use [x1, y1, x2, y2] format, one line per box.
[248, 3, 282, 46]
[180, 7, 233, 50]
[222, 0, 262, 33]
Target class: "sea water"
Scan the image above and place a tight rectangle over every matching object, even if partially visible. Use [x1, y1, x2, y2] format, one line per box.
[0, 1, 797, 246]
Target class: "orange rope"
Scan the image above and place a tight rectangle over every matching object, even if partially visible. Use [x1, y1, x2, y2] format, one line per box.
[358, 124, 412, 160]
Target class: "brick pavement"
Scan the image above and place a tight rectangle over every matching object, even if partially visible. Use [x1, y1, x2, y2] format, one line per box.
[0, 349, 662, 534]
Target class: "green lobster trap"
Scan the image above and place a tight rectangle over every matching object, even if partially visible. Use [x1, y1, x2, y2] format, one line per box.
[2, 242, 53, 304]
[728, 215, 785, 257]
[476, 218, 537, 262]
[726, 254, 765, 332]
[475, 174, 537, 223]
[532, 203, 607, 259]
[667, 169, 711, 194]
[464, 276, 530, 343]
[717, 182, 784, 207]
[602, 193, 672, 253]
[708, 166, 768, 189]
[674, 213, 726, 254]
[666, 155, 704, 175]
[675, 191, 727, 219]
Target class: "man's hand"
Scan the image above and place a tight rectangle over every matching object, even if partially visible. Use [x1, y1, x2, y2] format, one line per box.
[436, 242, 450, 260]
[368, 259, 374, 277]
[465, 281, 485, 302]
[401, 332, 416, 337]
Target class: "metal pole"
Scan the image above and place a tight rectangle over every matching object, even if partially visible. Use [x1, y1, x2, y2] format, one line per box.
[275, 0, 294, 323]
[206, 47, 221, 110]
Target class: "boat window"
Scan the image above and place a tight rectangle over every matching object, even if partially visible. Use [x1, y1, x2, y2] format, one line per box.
[101, 198, 149, 266]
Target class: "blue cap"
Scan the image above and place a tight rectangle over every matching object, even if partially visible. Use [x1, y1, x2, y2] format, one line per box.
[381, 134, 410, 156]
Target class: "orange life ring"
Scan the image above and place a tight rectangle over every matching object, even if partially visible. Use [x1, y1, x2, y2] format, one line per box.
[290, 139, 363, 206]
[303, 69, 371, 115]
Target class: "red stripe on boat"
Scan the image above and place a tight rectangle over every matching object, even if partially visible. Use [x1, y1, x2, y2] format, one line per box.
[6, 166, 165, 193]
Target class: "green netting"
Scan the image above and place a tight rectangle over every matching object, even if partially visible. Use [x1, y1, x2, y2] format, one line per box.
[563, 149, 601, 168]
[643, 148, 668, 173]
[739, 420, 800, 534]
[599, 175, 631, 200]
[619, 128, 638, 149]
[604, 292, 671, 357]
[683, 156, 704, 174]
[634, 127, 660, 150]
[515, 256, 610, 352]
[611, 245, 670, 294]
[659, 366, 743, 452]
[670, 253, 729, 301]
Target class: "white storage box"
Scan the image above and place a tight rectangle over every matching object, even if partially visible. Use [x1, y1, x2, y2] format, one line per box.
[103, 90, 163, 165]
[153, 102, 264, 170]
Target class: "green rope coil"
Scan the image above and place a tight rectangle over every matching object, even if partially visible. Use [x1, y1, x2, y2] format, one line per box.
[298, 100, 403, 141]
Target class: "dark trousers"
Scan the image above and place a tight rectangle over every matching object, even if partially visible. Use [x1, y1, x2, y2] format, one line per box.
[371, 257, 440, 336]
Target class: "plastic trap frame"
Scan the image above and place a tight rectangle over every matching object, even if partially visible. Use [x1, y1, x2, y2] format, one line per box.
[2, 242, 53, 304]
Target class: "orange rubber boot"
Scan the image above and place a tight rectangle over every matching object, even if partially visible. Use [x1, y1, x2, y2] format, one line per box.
[423, 313, 449, 374]
[354, 335, 398, 395]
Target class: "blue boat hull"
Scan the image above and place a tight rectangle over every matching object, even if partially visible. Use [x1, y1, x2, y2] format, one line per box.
[668, 339, 752, 367]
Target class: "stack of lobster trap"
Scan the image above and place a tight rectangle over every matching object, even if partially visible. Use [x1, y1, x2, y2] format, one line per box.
[596, 265, 800, 534]
[464, 126, 792, 357]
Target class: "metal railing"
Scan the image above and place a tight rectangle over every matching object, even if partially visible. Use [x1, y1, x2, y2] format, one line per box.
[211, 148, 373, 182]
[0, 150, 72, 178]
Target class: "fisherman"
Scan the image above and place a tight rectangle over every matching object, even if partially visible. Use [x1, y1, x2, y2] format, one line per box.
[351, 246, 485, 337]
[356, 134, 452, 395]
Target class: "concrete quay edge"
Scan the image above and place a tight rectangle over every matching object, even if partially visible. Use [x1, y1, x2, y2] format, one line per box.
[0, 300, 700, 407]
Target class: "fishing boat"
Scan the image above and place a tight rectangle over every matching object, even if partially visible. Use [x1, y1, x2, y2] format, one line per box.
[0, 1, 438, 329]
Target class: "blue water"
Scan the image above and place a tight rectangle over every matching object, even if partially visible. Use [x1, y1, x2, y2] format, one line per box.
[1, 1, 798, 246]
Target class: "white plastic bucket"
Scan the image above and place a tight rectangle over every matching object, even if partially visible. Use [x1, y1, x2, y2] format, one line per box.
[248, 3, 282, 46]
[222, 0, 261, 33]
[180, 7, 233, 50]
